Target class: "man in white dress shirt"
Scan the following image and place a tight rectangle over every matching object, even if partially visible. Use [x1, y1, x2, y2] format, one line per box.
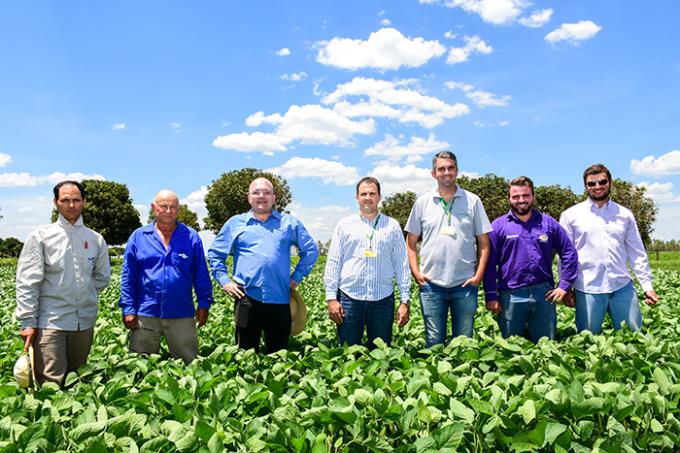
[324, 177, 411, 347]
[560, 163, 659, 334]
[16, 181, 111, 385]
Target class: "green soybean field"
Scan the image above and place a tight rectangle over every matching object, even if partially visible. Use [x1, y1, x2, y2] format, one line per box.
[0, 258, 679, 452]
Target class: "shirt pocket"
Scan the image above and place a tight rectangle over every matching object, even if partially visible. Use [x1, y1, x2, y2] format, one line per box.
[171, 250, 192, 274]
[603, 220, 625, 241]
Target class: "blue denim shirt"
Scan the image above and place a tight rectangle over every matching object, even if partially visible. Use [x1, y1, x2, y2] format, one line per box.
[208, 210, 318, 304]
[119, 222, 213, 318]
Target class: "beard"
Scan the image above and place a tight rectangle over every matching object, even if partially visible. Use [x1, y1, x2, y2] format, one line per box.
[589, 187, 611, 202]
[510, 202, 532, 216]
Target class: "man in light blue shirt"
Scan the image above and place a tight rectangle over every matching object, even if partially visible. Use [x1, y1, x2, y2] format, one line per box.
[120, 189, 213, 364]
[324, 177, 411, 348]
[208, 177, 318, 353]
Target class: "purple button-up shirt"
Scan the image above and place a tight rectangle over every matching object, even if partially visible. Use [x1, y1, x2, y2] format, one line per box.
[483, 209, 578, 302]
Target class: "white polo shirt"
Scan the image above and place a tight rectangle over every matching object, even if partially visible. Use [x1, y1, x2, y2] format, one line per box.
[405, 187, 491, 287]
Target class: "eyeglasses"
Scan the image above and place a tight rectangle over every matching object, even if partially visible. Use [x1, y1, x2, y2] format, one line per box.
[249, 190, 274, 197]
[586, 179, 609, 188]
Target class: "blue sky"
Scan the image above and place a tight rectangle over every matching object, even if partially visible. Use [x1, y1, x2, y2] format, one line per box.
[1, 1, 679, 246]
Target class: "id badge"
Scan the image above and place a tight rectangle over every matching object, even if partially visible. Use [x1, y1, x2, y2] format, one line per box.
[440, 226, 456, 237]
[364, 249, 377, 258]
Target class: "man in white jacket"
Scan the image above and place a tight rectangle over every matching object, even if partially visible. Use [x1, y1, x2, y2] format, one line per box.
[16, 181, 111, 385]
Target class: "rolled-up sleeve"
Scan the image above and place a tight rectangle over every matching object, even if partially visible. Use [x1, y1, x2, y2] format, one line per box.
[208, 221, 235, 288]
[119, 237, 139, 316]
[15, 235, 44, 329]
[291, 221, 319, 283]
[192, 235, 214, 309]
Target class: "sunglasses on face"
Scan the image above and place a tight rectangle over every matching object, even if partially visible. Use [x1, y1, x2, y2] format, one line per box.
[586, 178, 609, 187]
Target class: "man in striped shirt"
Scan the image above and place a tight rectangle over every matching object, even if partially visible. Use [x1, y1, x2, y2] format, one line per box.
[324, 177, 411, 348]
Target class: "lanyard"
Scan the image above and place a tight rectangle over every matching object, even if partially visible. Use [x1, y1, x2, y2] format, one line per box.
[439, 197, 455, 226]
[366, 214, 380, 247]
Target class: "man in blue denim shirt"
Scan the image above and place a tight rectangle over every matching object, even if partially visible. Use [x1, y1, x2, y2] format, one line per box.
[405, 151, 491, 347]
[119, 189, 213, 364]
[483, 177, 578, 343]
[208, 177, 318, 353]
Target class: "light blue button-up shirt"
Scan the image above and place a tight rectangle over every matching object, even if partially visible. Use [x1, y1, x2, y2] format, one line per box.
[208, 210, 319, 304]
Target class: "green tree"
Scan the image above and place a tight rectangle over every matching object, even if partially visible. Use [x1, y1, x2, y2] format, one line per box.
[0, 237, 24, 257]
[381, 191, 417, 232]
[147, 203, 200, 231]
[52, 179, 141, 245]
[458, 174, 508, 221]
[534, 184, 580, 221]
[204, 168, 292, 234]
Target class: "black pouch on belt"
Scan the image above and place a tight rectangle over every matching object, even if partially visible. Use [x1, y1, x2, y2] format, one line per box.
[235, 295, 252, 329]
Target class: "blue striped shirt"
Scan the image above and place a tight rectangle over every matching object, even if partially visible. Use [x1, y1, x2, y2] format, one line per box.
[324, 213, 411, 304]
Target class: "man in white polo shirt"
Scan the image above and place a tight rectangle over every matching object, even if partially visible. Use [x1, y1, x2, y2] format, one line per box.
[560, 163, 659, 334]
[324, 176, 411, 347]
[405, 151, 491, 347]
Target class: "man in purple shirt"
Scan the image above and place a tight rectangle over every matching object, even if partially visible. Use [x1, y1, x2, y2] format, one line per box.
[483, 176, 578, 343]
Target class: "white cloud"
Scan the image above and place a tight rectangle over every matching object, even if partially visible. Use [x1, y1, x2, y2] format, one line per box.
[180, 185, 209, 229]
[447, 35, 493, 64]
[545, 20, 602, 44]
[444, 31, 458, 40]
[316, 27, 446, 71]
[0, 152, 11, 167]
[111, 123, 126, 130]
[369, 164, 436, 195]
[380, 18, 392, 26]
[325, 77, 469, 128]
[499, 120, 510, 126]
[441, 0, 530, 25]
[364, 133, 450, 163]
[170, 122, 181, 133]
[276, 48, 291, 56]
[445, 80, 510, 107]
[518, 8, 553, 28]
[638, 182, 680, 203]
[17, 206, 33, 214]
[630, 150, 680, 177]
[473, 120, 487, 128]
[268, 157, 359, 185]
[288, 202, 352, 242]
[213, 104, 376, 153]
[0, 172, 105, 188]
[280, 71, 308, 82]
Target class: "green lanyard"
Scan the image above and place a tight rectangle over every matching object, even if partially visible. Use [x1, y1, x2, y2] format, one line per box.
[366, 215, 380, 248]
[439, 198, 455, 226]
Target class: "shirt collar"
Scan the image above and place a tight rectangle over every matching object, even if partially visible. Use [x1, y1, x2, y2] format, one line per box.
[588, 197, 611, 211]
[246, 209, 281, 221]
[431, 185, 462, 202]
[57, 214, 84, 228]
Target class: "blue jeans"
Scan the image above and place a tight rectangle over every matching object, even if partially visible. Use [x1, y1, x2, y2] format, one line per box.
[574, 281, 642, 334]
[337, 291, 395, 348]
[419, 282, 478, 347]
[498, 282, 555, 343]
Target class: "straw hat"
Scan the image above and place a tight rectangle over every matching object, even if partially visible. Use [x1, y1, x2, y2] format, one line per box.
[14, 346, 35, 389]
[289, 287, 307, 336]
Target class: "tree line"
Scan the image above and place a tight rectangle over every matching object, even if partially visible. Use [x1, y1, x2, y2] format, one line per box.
[0, 168, 665, 251]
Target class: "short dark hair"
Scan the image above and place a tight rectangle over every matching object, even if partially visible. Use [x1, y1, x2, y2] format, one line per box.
[356, 176, 381, 195]
[432, 151, 458, 170]
[583, 164, 612, 185]
[53, 180, 86, 200]
[508, 176, 534, 196]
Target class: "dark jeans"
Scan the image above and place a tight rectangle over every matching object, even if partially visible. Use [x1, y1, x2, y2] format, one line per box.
[498, 282, 556, 343]
[236, 297, 291, 353]
[337, 291, 395, 348]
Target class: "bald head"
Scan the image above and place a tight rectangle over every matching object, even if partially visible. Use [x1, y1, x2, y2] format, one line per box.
[248, 178, 276, 218]
[151, 189, 180, 226]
